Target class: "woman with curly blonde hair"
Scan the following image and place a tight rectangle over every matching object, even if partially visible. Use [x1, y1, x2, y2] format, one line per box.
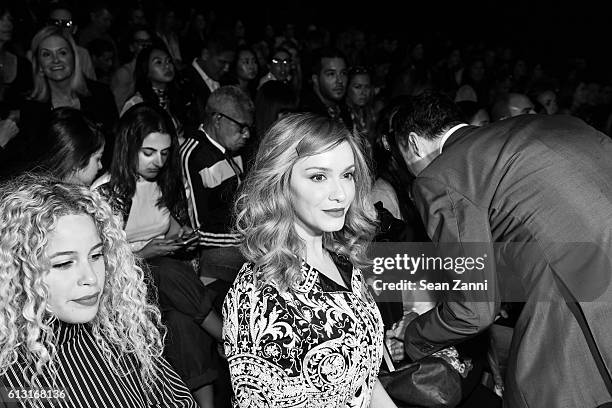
[224, 113, 396, 407]
[0, 174, 196, 407]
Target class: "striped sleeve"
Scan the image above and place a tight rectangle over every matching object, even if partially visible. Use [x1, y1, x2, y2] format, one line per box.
[155, 357, 198, 407]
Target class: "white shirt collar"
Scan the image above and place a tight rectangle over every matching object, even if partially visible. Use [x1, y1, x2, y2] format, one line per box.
[199, 125, 225, 154]
[192, 58, 219, 93]
[439, 123, 469, 153]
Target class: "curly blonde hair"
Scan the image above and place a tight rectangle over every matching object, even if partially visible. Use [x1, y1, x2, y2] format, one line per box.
[0, 174, 164, 392]
[234, 113, 378, 291]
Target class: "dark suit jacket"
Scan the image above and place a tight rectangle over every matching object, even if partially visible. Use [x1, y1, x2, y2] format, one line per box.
[181, 65, 213, 128]
[404, 115, 612, 407]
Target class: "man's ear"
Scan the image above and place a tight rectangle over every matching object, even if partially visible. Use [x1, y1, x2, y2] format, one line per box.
[407, 131, 422, 157]
[311, 74, 318, 89]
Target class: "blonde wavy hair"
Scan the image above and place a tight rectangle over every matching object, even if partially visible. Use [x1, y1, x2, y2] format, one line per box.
[29, 26, 89, 102]
[234, 113, 378, 291]
[0, 174, 164, 394]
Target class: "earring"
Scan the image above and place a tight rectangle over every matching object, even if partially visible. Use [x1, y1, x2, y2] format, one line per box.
[381, 134, 391, 151]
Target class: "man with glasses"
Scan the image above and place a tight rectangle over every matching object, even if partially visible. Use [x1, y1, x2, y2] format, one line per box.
[180, 86, 253, 289]
[258, 47, 292, 89]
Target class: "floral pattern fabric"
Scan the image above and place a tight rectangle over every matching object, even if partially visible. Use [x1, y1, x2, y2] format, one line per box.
[223, 261, 384, 408]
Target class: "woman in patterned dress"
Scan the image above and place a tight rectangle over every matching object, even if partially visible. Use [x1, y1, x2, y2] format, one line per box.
[223, 113, 397, 407]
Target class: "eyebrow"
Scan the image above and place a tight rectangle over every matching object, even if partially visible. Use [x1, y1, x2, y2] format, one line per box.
[304, 165, 356, 172]
[49, 242, 103, 258]
[141, 146, 170, 151]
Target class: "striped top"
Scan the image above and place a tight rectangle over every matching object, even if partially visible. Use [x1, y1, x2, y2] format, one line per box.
[1, 318, 197, 408]
[179, 128, 241, 248]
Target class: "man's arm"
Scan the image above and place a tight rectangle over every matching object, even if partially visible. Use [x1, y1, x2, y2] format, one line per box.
[404, 177, 499, 360]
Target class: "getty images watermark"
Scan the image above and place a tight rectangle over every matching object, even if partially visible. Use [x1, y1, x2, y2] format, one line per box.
[371, 252, 489, 292]
[364, 242, 612, 302]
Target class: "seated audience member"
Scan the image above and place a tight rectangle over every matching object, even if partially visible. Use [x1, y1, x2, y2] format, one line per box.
[180, 9, 207, 64]
[87, 38, 115, 84]
[300, 47, 353, 129]
[76, 2, 117, 64]
[229, 46, 259, 101]
[111, 26, 152, 110]
[456, 100, 491, 126]
[46, 3, 97, 80]
[0, 174, 197, 407]
[4, 26, 117, 176]
[183, 34, 236, 127]
[121, 41, 187, 142]
[0, 4, 32, 113]
[490, 93, 536, 121]
[180, 86, 253, 285]
[535, 89, 559, 115]
[257, 46, 292, 89]
[346, 66, 377, 146]
[155, 7, 183, 68]
[250, 80, 298, 170]
[93, 104, 224, 407]
[372, 99, 430, 235]
[37, 107, 105, 186]
[254, 80, 298, 137]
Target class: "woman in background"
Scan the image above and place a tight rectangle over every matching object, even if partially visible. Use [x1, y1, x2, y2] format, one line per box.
[346, 66, 377, 147]
[232, 46, 259, 101]
[121, 42, 186, 142]
[0, 174, 196, 407]
[94, 104, 223, 408]
[19, 26, 117, 171]
[37, 107, 105, 186]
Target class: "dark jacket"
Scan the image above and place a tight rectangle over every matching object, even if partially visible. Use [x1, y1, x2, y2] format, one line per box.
[405, 115, 612, 407]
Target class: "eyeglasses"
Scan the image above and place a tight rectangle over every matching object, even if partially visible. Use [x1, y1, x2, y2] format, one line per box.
[215, 112, 252, 134]
[271, 58, 291, 65]
[348, 66, 371, 76]
[48, 18, 74, 29]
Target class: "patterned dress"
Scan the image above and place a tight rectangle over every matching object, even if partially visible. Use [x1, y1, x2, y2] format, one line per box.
[222, 259, 384, 408]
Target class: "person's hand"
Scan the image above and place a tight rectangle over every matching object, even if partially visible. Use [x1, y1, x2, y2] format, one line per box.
[388, 311, 420, 340]
[137, 238, 182, 259]
[385, 332, 405, 362]
[0, 119, 19, 148]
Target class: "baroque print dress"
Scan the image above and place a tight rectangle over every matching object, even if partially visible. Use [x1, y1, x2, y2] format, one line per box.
[222, 259, 384, 408]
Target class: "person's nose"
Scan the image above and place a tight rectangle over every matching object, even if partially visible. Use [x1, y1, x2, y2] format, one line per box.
[52, 52, 60, 63]
[77, 259, 100, 286]
[329, 178, 347, 202]
[153, 153, 164, 167]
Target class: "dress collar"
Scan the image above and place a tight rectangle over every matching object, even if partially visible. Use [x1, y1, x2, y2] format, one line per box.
[439, 123, 469, 153]
[46, 315, 87, 346]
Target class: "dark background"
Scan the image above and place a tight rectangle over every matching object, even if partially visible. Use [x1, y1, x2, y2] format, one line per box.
[206, 0, 610, 72]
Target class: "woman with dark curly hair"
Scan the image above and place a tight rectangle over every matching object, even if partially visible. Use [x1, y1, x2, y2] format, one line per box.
[0, 174, 196, 407]
[224, 113, 396, 407]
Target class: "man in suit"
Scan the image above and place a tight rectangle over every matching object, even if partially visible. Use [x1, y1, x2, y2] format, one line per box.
[183, 34, 235, 128]
[387, 91, 612, 407]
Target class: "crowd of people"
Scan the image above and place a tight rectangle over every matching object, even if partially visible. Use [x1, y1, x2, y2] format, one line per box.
[1, 1, 612, 408]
